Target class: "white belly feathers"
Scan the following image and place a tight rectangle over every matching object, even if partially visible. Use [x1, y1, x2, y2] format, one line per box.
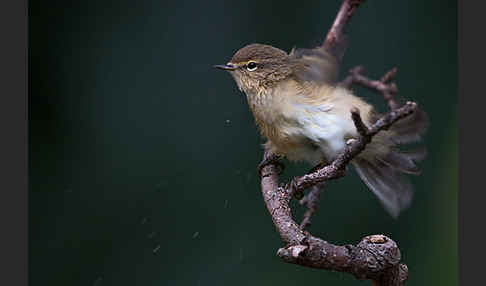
[249, 82, 373, 165]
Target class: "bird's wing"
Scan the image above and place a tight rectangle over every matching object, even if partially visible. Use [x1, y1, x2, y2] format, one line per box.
[289, 37, 347, 86]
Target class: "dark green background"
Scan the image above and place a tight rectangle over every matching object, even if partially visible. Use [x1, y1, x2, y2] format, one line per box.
[30, 0, 457, 285]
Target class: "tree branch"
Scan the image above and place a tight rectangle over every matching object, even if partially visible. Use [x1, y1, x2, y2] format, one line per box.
[260, 153, 408, 285]
[323, 0, 366, 50]
[257, 1, 413, 285]
[299, 183, 323, 230]
[341, 66, 400, 110]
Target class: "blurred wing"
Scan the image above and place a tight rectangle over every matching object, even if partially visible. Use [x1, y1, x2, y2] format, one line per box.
[289, 36, 347, 85]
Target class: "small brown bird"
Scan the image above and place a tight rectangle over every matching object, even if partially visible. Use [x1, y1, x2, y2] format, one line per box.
[215, 43, 427, 218]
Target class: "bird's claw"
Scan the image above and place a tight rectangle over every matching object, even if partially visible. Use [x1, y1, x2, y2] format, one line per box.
[285, 178, 304, 200]
[258, 155, 285, 178]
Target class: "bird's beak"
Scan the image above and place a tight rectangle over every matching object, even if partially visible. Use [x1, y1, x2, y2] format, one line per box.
[213, 64, 237, 71]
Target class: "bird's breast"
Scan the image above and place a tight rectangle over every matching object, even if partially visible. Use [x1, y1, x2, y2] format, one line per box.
[246, 86, 329, 161]
[246, 83, 374, 164]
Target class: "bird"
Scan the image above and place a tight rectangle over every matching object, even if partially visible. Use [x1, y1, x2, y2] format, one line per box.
[214, 43, 427, 218]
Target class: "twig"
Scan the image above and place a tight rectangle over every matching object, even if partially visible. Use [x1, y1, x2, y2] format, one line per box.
[350, 107, 369, 136]
[299, 183, 323, 230]
[323, 0, 366, 50]
[341, 66, 400, 110]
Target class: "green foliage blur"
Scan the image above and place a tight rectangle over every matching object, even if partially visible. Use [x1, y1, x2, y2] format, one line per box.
[30, 0, 457, 285]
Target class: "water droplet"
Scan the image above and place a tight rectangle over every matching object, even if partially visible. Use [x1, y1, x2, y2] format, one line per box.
[192, 231, 199, 238]
[147, 231, 156, 239]
[225, 119, 231, 124]
[92, 277, 103, 286]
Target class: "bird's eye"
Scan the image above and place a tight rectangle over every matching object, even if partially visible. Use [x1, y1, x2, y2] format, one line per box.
[246, 61, 257, 71]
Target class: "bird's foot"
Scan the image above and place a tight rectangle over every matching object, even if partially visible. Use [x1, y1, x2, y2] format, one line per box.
[285, 177, 304, 200]
[258, 154, 285, 178]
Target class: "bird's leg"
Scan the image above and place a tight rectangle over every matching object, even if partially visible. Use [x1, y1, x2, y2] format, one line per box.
[282, 161, 327, 200]
[258, 154, 285, 178]
[285, 177, 304, 200]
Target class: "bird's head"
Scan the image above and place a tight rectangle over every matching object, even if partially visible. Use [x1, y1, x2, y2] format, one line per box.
[214, 44, 293, 94]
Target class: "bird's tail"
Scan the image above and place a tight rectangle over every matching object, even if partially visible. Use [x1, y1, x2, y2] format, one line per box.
[352, 107, 428, 218]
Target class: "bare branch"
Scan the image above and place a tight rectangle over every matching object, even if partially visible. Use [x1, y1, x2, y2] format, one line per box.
[260, 156, 408, 285]
[381, 67, 398, 83]
[257, 1, 413, 285]
[350, 107, 369, 137]
[341, 66, 400, 110]
[299, 183, 323, 230]
[323, 0, 366, 50]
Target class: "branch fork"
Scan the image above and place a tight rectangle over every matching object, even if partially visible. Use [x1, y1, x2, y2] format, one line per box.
[341, 65, 401, 110]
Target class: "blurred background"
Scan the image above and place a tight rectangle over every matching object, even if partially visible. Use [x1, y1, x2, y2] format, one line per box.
[29, 0, 457, 285]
